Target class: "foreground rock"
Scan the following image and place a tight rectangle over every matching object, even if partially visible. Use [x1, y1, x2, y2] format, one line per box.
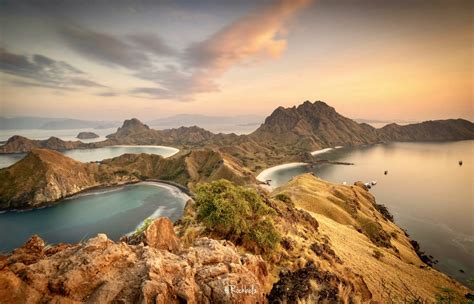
[76, 131, 99, 139]
[0, 218, 268, 304]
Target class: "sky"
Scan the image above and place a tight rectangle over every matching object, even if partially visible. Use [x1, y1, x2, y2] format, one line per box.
[0, 0, 472, 121]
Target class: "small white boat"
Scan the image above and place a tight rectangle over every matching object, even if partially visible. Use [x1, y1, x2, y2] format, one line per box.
[371, 181, 377, 186]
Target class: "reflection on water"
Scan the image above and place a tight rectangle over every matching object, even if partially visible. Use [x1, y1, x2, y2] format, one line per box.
[267, 141, 474, 285]
[0, 183, 189, 252]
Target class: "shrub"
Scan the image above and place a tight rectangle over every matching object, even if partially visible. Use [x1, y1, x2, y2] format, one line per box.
[373, 249, 384, 260]
[374, 203, 394, 222]
[133, 218, 154, 237]
[195, 179, 280, 253]
[359, 217, 392, 248]
[275, 193, 292, 204]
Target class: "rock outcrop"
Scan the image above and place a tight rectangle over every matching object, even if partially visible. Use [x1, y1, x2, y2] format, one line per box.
[0, 218, 268, 304]
[76, 131, 99, 139]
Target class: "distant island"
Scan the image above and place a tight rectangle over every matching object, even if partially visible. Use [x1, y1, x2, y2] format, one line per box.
[76, 132, 99, 139]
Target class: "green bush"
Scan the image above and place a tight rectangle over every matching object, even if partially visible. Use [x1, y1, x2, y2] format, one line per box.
[274, 193, 292, 204]
[195, 179, 280, 253]
[133, 218, 154, 237]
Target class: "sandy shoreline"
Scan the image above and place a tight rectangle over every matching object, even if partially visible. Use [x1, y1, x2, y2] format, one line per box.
[256, 162, 308, 183]
[310, 146, 343, 156]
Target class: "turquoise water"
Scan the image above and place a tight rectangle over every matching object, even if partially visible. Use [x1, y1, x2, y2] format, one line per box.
[0, 182, 189, 252]
[0, 145, 179, 168]
[265, 141, 474, 284]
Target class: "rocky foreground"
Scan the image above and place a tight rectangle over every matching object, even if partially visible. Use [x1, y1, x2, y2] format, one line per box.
[0, 218, 268, 303]
[0, 176, 471, 303]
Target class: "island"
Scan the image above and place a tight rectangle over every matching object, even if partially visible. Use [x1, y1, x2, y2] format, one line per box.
[76, 131, 99, 139]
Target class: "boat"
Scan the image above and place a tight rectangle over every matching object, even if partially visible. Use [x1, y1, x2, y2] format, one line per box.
[371, 181, 377, 186]
[384, 170, 388, 175]
[459, 160, 463, 166]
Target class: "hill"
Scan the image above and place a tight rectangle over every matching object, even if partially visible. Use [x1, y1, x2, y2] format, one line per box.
[0, 148, 254, 210]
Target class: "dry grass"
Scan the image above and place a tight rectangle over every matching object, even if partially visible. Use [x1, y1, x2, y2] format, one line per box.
[272, 173, 470, 302]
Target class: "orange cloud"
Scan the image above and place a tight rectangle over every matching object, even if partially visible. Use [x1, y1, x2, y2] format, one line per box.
[186, 0, 311, 71]
[133, 0, 312, 100]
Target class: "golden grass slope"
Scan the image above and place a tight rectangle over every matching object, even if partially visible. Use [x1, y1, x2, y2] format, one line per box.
[273, 173, 470, 302]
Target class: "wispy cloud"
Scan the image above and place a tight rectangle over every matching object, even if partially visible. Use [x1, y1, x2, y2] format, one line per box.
[0, 47, 105, 90]
[132, 0, 311, 99]
[96, 91, 117, 97]
[56, 0, 310, 100]
[61, 25, 151, 69]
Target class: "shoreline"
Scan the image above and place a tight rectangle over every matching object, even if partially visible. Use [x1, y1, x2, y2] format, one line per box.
[310, 146, 343, 156]
[0, 180, 190, 214]
[256, 162, 309, 184]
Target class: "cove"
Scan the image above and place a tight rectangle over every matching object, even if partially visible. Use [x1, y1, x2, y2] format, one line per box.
[259, 141, 474, 285]
[0, 182, 190, 252]
[0, 145, 179, 168]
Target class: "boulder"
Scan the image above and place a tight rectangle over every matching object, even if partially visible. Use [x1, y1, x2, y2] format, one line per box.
[144, 217, 181, 252]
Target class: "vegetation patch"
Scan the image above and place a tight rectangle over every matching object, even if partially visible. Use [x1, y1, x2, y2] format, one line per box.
[132, 218, 154, 237]
[373, 203, 394, 222]
[410, 240, 438, 267]
[267, 261, 344, 303]
[195, 179, 281, 254]
[372, 249, 384, 260]
[358, 217, 392, 248]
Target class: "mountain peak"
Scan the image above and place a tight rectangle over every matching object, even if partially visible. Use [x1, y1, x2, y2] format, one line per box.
[107, 118, 150, 139]
[121, 118, 149, 130]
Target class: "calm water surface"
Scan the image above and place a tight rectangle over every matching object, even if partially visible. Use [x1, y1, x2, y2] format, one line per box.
[0, 145, 179, 168]
[266, 141, 474, 284]
[0, 182, 189, 252]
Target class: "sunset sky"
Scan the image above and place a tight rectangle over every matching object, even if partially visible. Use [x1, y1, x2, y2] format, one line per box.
[0, 0, 472, 121]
